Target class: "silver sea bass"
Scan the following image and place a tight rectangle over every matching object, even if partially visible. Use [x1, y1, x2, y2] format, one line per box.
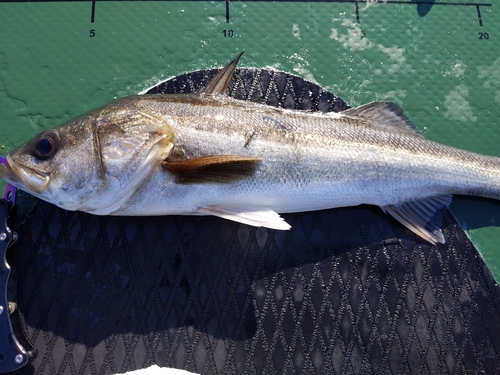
[1, 53, 499, 244]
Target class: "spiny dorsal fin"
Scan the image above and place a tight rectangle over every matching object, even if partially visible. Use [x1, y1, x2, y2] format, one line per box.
[343, 101, 423, 138]
[199, 51, 244, 96]
[162, 154, 261, 184]
[382, 195, 452, 244]
[197, 206, 291, 230]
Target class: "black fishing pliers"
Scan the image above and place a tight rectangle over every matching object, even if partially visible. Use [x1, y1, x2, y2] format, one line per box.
[0, 156, 31, 372]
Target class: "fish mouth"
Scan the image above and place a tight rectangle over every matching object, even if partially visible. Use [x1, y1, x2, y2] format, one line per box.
[0, 156, 20, 185]
[1, 155, 49, 194]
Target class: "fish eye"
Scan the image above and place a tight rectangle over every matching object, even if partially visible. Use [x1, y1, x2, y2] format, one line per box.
[33, 130, 60, 159]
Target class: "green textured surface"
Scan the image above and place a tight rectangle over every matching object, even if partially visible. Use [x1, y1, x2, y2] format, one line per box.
[0, 1, 499, 279]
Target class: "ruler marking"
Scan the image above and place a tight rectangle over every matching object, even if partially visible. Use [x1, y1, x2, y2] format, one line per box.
[91, 0, 95, 23]
[476, 4, 483, 26]
[226, 0, 229, 23]
[355, 1, 360, 23]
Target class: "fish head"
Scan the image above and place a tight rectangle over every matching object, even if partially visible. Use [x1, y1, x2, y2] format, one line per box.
[0, 97, 175, 213]
[1, 117, 104, 210]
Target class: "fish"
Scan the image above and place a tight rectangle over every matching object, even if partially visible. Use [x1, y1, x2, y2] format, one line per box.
[1, 52, 499, 245]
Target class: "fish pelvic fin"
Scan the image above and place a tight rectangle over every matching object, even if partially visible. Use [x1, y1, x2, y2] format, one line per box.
[162, 155, 261, 184]
[343, 102, 423, 138]
[199, 51, 244, 96]
[197, 206, 291, 230]
[382, 195, 452, 245]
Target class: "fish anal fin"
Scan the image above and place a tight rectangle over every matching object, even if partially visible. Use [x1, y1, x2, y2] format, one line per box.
[197, 206, 291, 230]
[199, 51, 244, 96]
[382, 195, 452, 245]
[343, 101, 423, 137]
[162, 155, 261, 184]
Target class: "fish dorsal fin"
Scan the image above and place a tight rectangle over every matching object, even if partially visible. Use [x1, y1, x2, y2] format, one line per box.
[162, 155, 261, 184]
[199, 51, 244, 96]
[197, 206, 291, 230]
[343, 101, 423, 137]
[382, 195, 452, 245]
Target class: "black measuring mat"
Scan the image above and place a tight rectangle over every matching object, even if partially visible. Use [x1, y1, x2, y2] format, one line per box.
[10, 69, 500, 374]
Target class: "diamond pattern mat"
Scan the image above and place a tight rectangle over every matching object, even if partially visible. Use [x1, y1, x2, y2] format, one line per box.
[8, 68, 500, 374]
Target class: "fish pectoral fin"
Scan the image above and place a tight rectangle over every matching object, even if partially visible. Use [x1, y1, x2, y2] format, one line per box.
[197, 206, 291, 230]
[381, 195, 452, 245]
[162, 155, 261, 184]
[342, 102, 423, 138]
[198, 51, 244, 96]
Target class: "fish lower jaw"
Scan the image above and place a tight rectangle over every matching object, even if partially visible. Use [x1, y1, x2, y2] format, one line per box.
[6, 155, 50, 194]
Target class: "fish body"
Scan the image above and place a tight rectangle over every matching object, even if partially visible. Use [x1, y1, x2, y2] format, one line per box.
[93, 94, 500, 213]
[1, 54, 499, 244]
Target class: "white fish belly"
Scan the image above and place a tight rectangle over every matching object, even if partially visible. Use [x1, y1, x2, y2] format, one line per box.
[114, 137, 466, 216]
